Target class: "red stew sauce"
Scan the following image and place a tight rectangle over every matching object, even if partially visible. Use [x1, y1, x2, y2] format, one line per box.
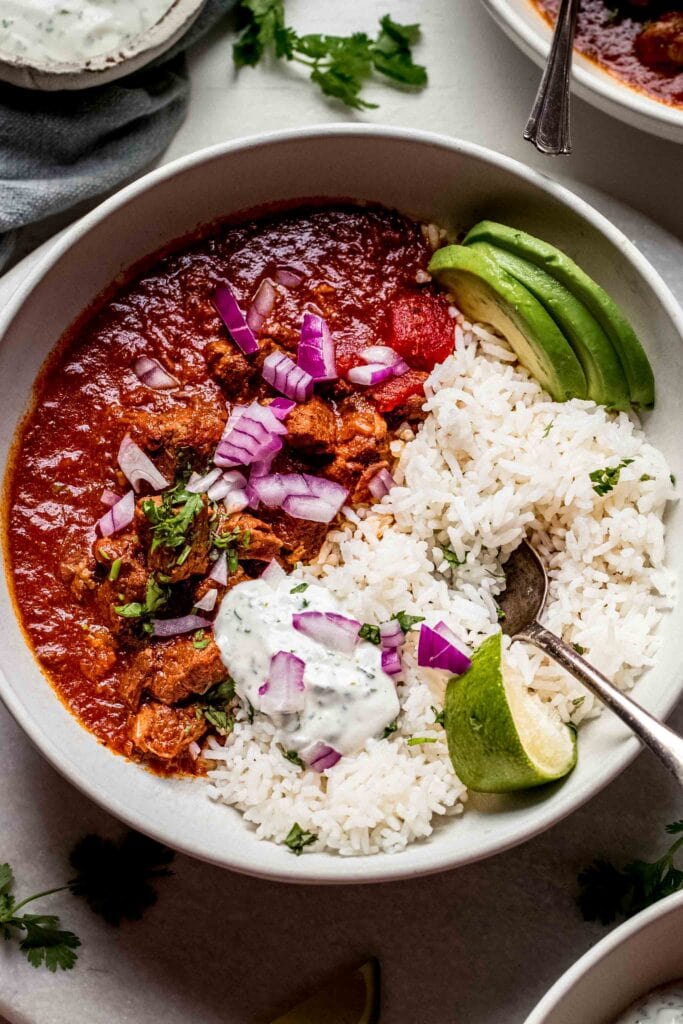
[6, 204, 454, 774]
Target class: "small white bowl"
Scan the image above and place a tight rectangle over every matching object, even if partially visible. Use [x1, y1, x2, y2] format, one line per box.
[0, 126, 682, 883]
[481, 0, 683, 144]
[525, 891, 683, 1023]
[0, 0, 206, 91]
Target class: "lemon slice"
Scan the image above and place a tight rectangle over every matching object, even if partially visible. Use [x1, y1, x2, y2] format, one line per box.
[271, 960, 380, 1024]
[445, 633, 577, 792]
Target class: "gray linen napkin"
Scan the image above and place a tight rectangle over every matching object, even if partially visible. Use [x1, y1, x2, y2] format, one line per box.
[0, 0, 238, 269]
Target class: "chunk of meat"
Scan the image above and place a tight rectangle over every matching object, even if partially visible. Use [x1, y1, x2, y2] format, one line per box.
[79, 627, 118, 682]
[371, 368, 428, 416]
[389, 289, 454, 371]
[59, 531, 97, 601]
[135, 494, 210, 583]
[125, 397, 226, 480]
[218, 512, 282, 562]
[130, 702, 207, 761]
[324, 395, 390, 497]
[205, 341, 259, 400]
[119, 636, 226, 707]
[635, 13, 683, 69]
[283, 395, 338, 453]
[261, 509, 327, 566]
[92, 531, 150, 635]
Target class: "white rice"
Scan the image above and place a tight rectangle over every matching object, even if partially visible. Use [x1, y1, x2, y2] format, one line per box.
[204, 321, 676, 856]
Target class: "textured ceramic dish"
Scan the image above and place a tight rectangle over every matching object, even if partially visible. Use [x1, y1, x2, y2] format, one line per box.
[525, 890, 683, 1023]
[481, 0, 683, 144]
[0, 126, 682, 884]
[0, 0, 205, 91]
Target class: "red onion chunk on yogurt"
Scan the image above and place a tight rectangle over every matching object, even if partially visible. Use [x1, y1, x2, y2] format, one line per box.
[292, 611, 361, 654]
[300, 740, 342, 772]
[258, 651, 306, 715]
[380, 619, 403, 649]
[381, 648, 402, 676]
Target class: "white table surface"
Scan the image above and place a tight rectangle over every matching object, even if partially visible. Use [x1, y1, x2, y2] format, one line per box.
[1, 3, 682, 1023]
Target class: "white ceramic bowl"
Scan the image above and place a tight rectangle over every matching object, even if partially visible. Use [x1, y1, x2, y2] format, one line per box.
[481, 0, 683, 144]
[525, 891, 683, 1023]
[1, 126, 682, 884]
[0, 0, 205, 90]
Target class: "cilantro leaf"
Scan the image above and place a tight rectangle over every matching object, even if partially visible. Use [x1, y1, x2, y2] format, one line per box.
[382, 720, 398, 739]
[114, 576, 168, 622]
[69, 831, 174, 926]
[277, 744, 304, 768]
[0, 863, 13, 896]
[395, 610, 425, 633]
[441, 546, 467, 569]
[284, 823, 317, 855]
[407, 736, 437, 746]
[0, 866, 78, 971]
[431, 705, 446, 727]
[232, 4, 427, 110]
[142, 485, 204, 559]
[195, 678, 236, 733]
[290, 582, 308, 594]
[578, 821, 683, 924]
[590, 458, 634, 497]
[359, 623, 381, 645]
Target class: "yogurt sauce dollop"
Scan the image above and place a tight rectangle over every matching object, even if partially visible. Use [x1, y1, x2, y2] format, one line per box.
[613, 980, 683, 1024]
[0, 0, 175, 65]
[214, 576, 400, 757]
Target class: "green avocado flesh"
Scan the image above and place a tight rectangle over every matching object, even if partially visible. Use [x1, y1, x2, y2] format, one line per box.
[463, 221, 654, 408]
[271, 960, 381, 1024]
[467, 241, 630, 410]
[428, 245, 587, 402]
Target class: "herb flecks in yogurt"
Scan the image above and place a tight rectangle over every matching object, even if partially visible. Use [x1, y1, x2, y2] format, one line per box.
[213, 576, 399, 758]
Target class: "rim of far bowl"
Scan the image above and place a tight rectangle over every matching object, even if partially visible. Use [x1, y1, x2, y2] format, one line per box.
[482, 0, 683, 134]
[0, 0, 206, 85]
[0, 125, 682, 884]
[523, 890, 683, 1024]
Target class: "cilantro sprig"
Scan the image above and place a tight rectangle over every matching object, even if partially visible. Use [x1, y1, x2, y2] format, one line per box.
[0, 864, 79, 972]
[233, 3, 427, 110]
[114, 576, 168, 626]
[141, 484, 204, 560]
[195, 678, 236, 733]
[284, 823, 318, 855]
[578, 820, 683, 924]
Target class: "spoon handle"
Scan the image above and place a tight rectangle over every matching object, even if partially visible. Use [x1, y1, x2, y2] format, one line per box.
[517, 621, 683, 786]
[524, 0, 581, 155]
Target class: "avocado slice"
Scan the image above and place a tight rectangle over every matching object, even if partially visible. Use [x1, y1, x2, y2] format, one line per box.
[428, 245, 587, 402]
[467, 241, 630, 410]
[463, 221, 654, 408]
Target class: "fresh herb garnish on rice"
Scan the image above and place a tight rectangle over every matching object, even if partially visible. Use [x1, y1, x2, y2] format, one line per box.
[278, 744, 304, 768]
[395, 611, 425, 632]
[590, 458, 634, 496]
[441, 546, 467, 569]
[431, 706, 446, 727]
[578, 820, 683, 924]
[359, 623, 381, 644]
[285, 823, 318, 856]
[407, 736, 438, 746]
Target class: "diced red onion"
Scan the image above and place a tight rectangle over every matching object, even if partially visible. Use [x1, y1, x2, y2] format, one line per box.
[417, 622, 472, 675]
[207, 469, 247, 502]
[262, 350, 314, 404]
[274, 266, 304, 288]
[300, 740, 341, 772]
[247, 278, 277, 333]
[188, 740, 201, 760]
[118, 434, 169, 493]
[214, 401, 287, 468]
[347, 363, 397, 386]
[213, 283, 259, 355]
[249, 472, 348, 524]
[380, 619, 403, 649]
[381, 648, 402, 676]
[360, 345, 403, 367]
[133, 356, 179, 390]
[209, 552, 228, 586]
[258, 651, 306, 715]
[186, 467, 222, 494]
[293, 611, 361, 654]
[297, 313, 337, 381]
[224, 489, 249, 514]
[100, 488, 119, 507]
[195, 589, 218, 612]
[368, 468, 396, 501]
[152, 614, 211, 638]
[261, 558, 286, 587]
[269, 398, 296, 420]
[97, 489, 135, 537]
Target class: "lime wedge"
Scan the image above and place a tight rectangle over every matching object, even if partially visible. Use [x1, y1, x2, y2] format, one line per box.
[445, 633, 577, 792]
[271, 960, 381, 1024]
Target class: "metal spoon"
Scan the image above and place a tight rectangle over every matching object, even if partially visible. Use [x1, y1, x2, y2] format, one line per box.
[498, 540, 683, 785]
[524, 0, 581, 155]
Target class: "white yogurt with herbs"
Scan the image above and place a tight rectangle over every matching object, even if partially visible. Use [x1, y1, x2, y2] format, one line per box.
[614, 981, 683, 1024]
[214, 576, 399, 757]
[0, 0, 175, 65]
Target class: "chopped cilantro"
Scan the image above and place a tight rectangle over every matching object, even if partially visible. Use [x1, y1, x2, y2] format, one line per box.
[211, 520, 250, 571]
[284, 823, 317, 856]
[542, 421, 554, 438]
[407, 736, 438, 746]
[246, 699, 255, 724]
[590, 458, 634, 496]
[290, 582, 309, 594]
[233, 3, 427, 111]
[382, 720, 398, 739]
[141, 483, 203, 561]
[671, 474, 676, 487]
[108, 558, 122, 582]
[578, 821, 683, 924]
[573, 643, 586, 655]
[395, 610, 425, 633]
[640, 474, 653, 482]
[572, 696, 585, 708]
[195, 678, 236, 733]
[192, 629, 210, 650]
[359, 623, 381, 645]
[431, 706, 446, 727]
[441, 546, 467, 569]
[277, 744, 304, 768]
[114, 577, 167, 621]
[497, 607, 506, 622]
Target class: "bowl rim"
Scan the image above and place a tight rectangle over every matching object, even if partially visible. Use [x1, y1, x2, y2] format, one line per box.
[481, 0, 683, 135]
[523, 890, 683, 1023]
[1, 123, 682, 883]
